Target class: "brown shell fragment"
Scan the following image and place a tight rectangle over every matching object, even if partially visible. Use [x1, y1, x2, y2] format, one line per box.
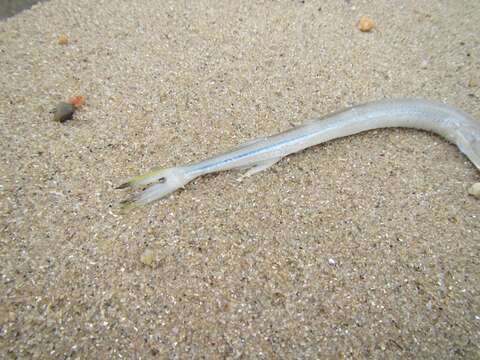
[358, 16, 375, 32]
[52, 102, 76, 122]
[68, 95, 86, 108]
[58, 34, 69, 45]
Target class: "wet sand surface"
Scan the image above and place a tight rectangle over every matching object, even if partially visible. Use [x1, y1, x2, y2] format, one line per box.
[0, 0, 46, 20]
[1, 0, 479, 357]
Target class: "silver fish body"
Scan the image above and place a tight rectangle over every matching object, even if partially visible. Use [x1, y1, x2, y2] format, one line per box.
[119, 99, 480, 206]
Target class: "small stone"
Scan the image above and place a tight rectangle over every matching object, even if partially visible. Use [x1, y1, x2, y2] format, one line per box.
[420, 59, 429, 69]
[140, 249, 155, 267]
[358, 16, 375, 32]
[468, 79, 478, 88]
[468, 183, 480, 198]
[52, 102, 76, 122]
[58, 34, 69, 45]
[328, 258, 336, 265]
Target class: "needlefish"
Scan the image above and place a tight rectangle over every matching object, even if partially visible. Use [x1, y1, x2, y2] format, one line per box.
[118, 99, 480, 207]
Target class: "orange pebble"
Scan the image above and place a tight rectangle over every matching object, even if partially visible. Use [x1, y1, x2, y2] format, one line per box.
[358, 16, 375, 32]
[58, 34, 69, 45]
[68, 95, 86, 108]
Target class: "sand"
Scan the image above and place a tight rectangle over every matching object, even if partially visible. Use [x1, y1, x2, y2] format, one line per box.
[1, 0, 479, 358]
[0, 1, 45, 20]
